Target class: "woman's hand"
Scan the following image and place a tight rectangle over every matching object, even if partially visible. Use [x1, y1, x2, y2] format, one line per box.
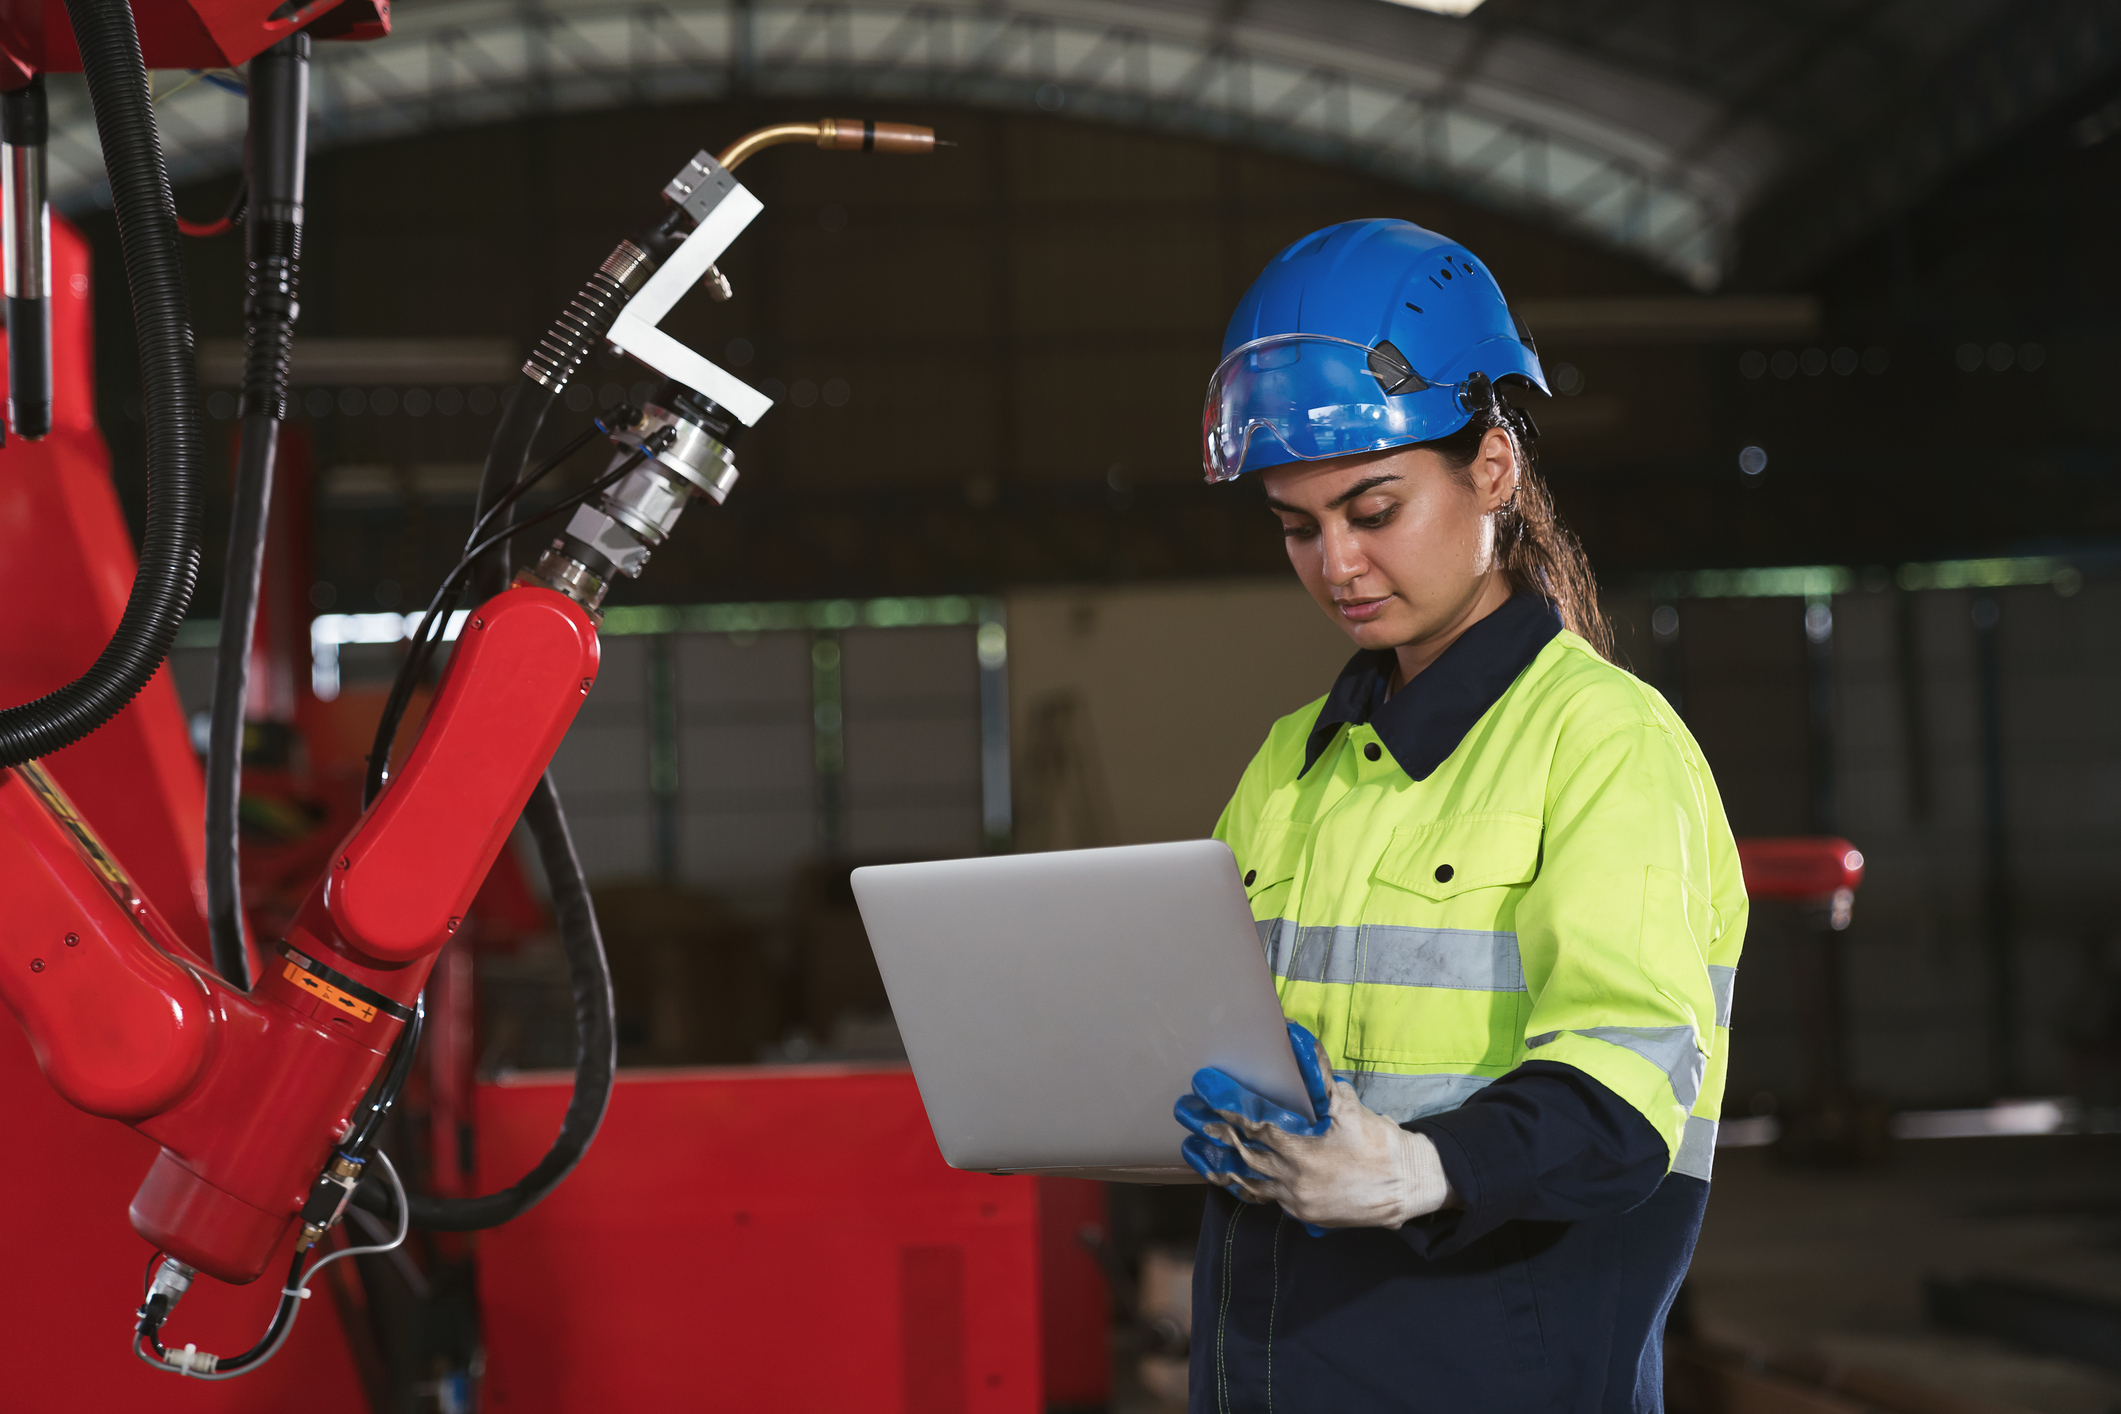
[1204, 1067, 1453, 1228]
[1176, 1024, 1456, 1230]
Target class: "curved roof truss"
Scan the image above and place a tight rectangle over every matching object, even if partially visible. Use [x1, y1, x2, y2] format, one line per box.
[46, 0, 1755, 287]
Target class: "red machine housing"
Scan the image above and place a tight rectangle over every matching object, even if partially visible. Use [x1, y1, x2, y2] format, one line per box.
[0, 0, 386, 83]
[475, 1065, 1112, 1413]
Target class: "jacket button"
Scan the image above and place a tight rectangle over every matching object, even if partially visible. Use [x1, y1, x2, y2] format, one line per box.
[1434, 864, 1454, 883]
[1244, 869, 1257, 886]
[1363, 743, 1381, 761]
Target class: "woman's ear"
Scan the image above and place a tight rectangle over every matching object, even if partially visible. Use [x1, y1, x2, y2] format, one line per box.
[1476, 425, 1519, 513]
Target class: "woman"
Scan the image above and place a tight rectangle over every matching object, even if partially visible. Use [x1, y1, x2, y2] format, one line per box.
[1174, 218, 1746, 1413]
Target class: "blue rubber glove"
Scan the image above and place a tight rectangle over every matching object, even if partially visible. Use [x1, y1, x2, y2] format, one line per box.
[1176, 1021, 1335, 1235]
[1176, 1020, 1455, 1233]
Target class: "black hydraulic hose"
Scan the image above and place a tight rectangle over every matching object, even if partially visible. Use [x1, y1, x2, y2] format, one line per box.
[354, 772, 614, 1231]
[346, 238, 648, 1229]
[205, 34, 310, 990]
[0, 0, 202, 766]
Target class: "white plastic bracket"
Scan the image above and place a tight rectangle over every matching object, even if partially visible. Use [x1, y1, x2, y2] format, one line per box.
[605, 182, 773, 426]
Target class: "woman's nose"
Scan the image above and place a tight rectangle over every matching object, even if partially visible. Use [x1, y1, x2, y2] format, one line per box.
[1320, 522, 1368, 586]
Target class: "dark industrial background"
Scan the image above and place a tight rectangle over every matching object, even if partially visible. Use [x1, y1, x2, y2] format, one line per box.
[44, 1, 2121, 1408]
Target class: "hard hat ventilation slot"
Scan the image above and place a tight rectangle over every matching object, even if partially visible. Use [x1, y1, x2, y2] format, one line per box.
[1404, 302, 1424, 314]
[1367, 341, 1428, 396]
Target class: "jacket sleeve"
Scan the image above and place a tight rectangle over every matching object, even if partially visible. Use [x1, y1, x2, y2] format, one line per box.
[1400, 715, 1724, 1255]
[1401, 1062, 1669, 1255]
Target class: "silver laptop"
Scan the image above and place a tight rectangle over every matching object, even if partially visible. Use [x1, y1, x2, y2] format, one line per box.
[851, 839, 1312, 1182]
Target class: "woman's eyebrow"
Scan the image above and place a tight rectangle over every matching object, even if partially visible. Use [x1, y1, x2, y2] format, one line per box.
[1264, 474, 1403, 516]
[1326, 474, 1402, 509]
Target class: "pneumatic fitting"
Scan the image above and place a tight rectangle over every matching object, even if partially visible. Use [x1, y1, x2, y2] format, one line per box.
[294, 1150, 366, 1252]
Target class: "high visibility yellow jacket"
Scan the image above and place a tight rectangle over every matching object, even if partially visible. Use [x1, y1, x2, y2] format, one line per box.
[1212, 599, 1746, 1179]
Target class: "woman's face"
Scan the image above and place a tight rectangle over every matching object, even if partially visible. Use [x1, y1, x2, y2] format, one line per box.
[1259, 429, 1518, 655]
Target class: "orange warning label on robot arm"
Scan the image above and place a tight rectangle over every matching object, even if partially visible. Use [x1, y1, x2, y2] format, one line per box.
[283, 961, 379, 1023]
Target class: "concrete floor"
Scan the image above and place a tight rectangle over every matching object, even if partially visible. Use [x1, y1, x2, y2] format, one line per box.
[1106, 1135, 2121, 1413]
[1688, 1135, 2121, 1414]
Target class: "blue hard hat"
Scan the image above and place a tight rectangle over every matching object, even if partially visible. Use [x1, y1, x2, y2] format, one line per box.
[1202, 219, 1548, 482]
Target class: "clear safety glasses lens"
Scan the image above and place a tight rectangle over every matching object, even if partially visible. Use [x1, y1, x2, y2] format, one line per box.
[1201, 334, 1460, 482]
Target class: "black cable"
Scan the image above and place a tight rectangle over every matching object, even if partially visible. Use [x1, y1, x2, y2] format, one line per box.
[460, 416, 620, 555]
[346, 431, 653, 1189]
[205, 1253, 303, 1374]
[0, 0, 203, 765]
[139, 1250, 301, 1370]
[204, 418, 274, 987]
[347, 992, 423, 1155]
[360, 428, 651, 809]
[471, 379, 557, 597]
[344, 240, 653, 1233]
[137, 1151, 412, 1378]
[204, 34, 308, 991]
[360, 418, 621, 811]
[355, 772, 613, 1232]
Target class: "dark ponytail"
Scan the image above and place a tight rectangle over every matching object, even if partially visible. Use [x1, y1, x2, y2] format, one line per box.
[1423, 394, 1613, 660]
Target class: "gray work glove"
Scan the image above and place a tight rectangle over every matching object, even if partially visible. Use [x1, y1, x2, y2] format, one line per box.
[1183, 1034, 1456, 1229]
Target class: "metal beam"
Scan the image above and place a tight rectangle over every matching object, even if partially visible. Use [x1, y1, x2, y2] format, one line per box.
[45, 0, 1743, 286]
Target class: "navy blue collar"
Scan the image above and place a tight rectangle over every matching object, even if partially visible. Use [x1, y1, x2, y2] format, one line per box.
[1301, 594, 1565, 781]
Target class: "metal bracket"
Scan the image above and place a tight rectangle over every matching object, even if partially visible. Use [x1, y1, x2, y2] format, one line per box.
[606, 152, 773, 426]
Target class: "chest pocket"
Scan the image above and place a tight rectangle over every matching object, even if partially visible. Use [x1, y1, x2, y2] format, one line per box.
[1345, 812, 1543, 1068]
[1231, 820, 1309, 939]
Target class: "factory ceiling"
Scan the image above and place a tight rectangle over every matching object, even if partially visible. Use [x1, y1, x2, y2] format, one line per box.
[44, 0, 2121, 290]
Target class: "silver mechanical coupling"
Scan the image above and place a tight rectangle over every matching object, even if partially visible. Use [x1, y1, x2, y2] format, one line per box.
[520, 392, 742, 612]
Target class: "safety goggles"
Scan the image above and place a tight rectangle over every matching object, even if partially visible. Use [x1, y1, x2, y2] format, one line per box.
[1201, 333, 1473, 483]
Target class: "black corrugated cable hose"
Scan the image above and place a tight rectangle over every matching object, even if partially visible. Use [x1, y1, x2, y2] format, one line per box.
[351, 244, 648, 1228]
[206, 33, 310, 991]
[354, 772, 613, 1230]
[0, 0, 202, 766]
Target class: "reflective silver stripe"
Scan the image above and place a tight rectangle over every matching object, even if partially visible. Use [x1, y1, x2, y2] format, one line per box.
[1672, 1114, 1716, 1181]
[1529, 1024, 1706, 1108]
[1258, 920, 1524, 993]
[1343, 1070, 1495, 1124]
[1708, 965, 1737, 1028]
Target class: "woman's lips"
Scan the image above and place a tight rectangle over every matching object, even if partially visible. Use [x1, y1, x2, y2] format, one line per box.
[1336, 596, 1390, 623]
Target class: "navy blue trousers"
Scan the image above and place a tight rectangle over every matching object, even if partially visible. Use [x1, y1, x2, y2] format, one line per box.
[1188, 1171, 1708, 1414]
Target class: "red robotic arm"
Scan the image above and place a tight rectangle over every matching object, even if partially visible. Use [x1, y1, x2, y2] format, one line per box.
[0, 581, 597, 1284]
[0, 0, 937, 1379]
